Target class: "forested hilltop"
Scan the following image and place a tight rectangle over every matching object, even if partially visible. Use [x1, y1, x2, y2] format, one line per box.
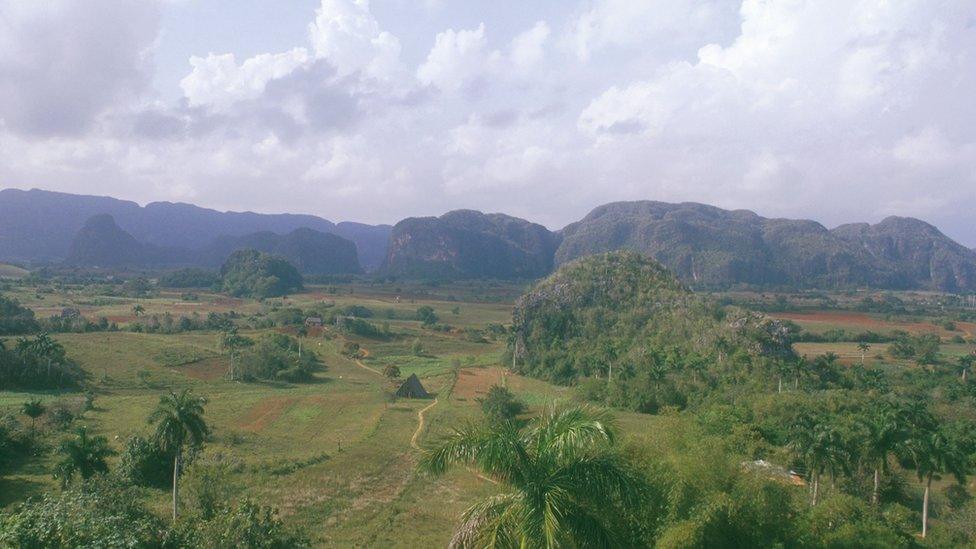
[511, 252, 796, 412]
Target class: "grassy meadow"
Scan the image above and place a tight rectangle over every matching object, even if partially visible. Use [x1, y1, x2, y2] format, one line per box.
[0, 281, 583, 546]
[3, 281, 976, 545]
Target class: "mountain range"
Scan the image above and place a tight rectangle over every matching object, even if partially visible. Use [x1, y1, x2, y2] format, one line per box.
[0, 188, 389, 271]
[63, 214, 363, 275]
[3, 188, 976, 291]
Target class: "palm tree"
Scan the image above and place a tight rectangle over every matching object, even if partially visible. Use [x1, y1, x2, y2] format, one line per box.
[789, 414, 850, 505]
[149, 389, 209, 520]
[958, 354, 974, 382]
[857, 342, 871, 364]
[220, 329, 253, 381]
[904, 425, 969, 538]
[132, 304, 145, 317]
[421, 405, 649, 548]
[54, 426, 113, 488]
[21, 398, 46, 436]
[858, 401, 906, 505]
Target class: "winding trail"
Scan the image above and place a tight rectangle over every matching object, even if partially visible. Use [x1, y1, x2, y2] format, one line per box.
[347, 341, 496, 484]
[410, 398, 440, 450]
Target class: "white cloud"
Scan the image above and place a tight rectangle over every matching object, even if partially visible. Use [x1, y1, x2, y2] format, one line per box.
[510, 21, 550, 72]
[180, 48, 310, 108]
[417, 24, 498, 91]
[307, 0, 402, 79]
[569, 0, 739, 62]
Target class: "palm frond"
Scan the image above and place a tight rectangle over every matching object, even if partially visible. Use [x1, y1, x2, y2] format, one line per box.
[449, 492, 522, 549]
[551, 452, 648, 510]
[422, 421, 526, 482]
[531, 405, 616, 462]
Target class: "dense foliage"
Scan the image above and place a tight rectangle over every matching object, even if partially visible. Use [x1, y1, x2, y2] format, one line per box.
[158, 268, 221, 288]
[219, 249, 303, 298]
[511, 252, 795, 412]
[0, 333, 85, 390]
[235, 333, 321, 382]
[0, 295, 38, 335]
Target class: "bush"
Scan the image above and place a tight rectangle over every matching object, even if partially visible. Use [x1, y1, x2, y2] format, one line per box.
[169, 499, 309, 548]
[416, 306, 438, 327]
[0, 480, 165, 547]
[0, 295, 38, 335]
[236, 334, 319, 382]
[116, 435, 174, 489]
[479, 385, 526, 423]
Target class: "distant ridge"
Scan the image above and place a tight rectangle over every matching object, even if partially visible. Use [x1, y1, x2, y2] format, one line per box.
[556, 201, 976, 291]
[0, 188, 390, 270]
[63, 214, 362, 274]
[381, 209, 559, 279]
[4, 188, 976, 290]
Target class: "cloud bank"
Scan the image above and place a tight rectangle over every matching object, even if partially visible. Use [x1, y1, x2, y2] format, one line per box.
[0, 0, 974, 244]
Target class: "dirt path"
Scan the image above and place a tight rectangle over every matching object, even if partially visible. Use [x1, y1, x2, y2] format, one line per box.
[351, 341, 496, 484]
[352, 346, 383, 375]
[410, 399, 439, 450]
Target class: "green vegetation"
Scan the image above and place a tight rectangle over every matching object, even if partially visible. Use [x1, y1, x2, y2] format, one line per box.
[159, 268, 220, 288]
[149, 389, 209, 520]
[0, 295, 37, 335]
[512, 252, 795, 411]
[423, 405, 650, 546]
[220, 249, 303, 298]
[3, 269, 976, 546]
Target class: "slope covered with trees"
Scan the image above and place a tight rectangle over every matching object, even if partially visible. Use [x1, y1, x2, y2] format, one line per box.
[511, 251, 796, 412]
[219, 249, 303, 298]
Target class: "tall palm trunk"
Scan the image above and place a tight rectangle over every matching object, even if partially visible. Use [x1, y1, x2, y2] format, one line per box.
[811, 472, 820, 506]
[922, 476, 931, 538]
[872, 467, 880, 505]
[172, 451, 180, 520]
[778, 376, 782, 393]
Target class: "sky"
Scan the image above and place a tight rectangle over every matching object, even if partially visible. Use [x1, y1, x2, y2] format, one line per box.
[1, 0, 975, 244]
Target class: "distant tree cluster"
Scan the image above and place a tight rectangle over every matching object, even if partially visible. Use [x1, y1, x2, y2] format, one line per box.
[228, 333, 321, 383]
[158, 268, 220, 289]
[219, 249, 303, 298]
[0, 333, 84, 390]
[0, 294, 38, 334]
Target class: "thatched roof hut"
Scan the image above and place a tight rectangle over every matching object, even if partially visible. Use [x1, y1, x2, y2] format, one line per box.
[395, 373, 431, 399]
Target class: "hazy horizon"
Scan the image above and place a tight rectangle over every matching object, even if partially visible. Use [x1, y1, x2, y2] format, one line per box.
[1, 1, 974, 244]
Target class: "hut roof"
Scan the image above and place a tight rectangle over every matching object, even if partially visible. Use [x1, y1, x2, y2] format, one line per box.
[395, 373, 431, 399]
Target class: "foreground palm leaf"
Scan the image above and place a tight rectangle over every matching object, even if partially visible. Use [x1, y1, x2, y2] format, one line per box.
[422, 405, 648, 548]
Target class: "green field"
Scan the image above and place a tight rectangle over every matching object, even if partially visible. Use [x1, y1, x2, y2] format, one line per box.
[3, 281, 976, 545]
[0, 282, 592, 545]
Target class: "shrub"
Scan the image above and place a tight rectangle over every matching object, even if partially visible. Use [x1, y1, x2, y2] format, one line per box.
[116, 435, 174, 488]
[479, 385, 526, 422]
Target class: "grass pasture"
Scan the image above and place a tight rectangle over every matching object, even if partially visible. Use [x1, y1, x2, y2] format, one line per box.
[3, 281, 975, 545]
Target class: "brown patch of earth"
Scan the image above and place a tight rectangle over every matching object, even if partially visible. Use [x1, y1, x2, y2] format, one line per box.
[178, 357, 228, 381]
[454, 367, 504, 400]
[239, 396, 300, 432]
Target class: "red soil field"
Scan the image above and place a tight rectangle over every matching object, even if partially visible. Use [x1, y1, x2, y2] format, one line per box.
[453, 367, 504, 400]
